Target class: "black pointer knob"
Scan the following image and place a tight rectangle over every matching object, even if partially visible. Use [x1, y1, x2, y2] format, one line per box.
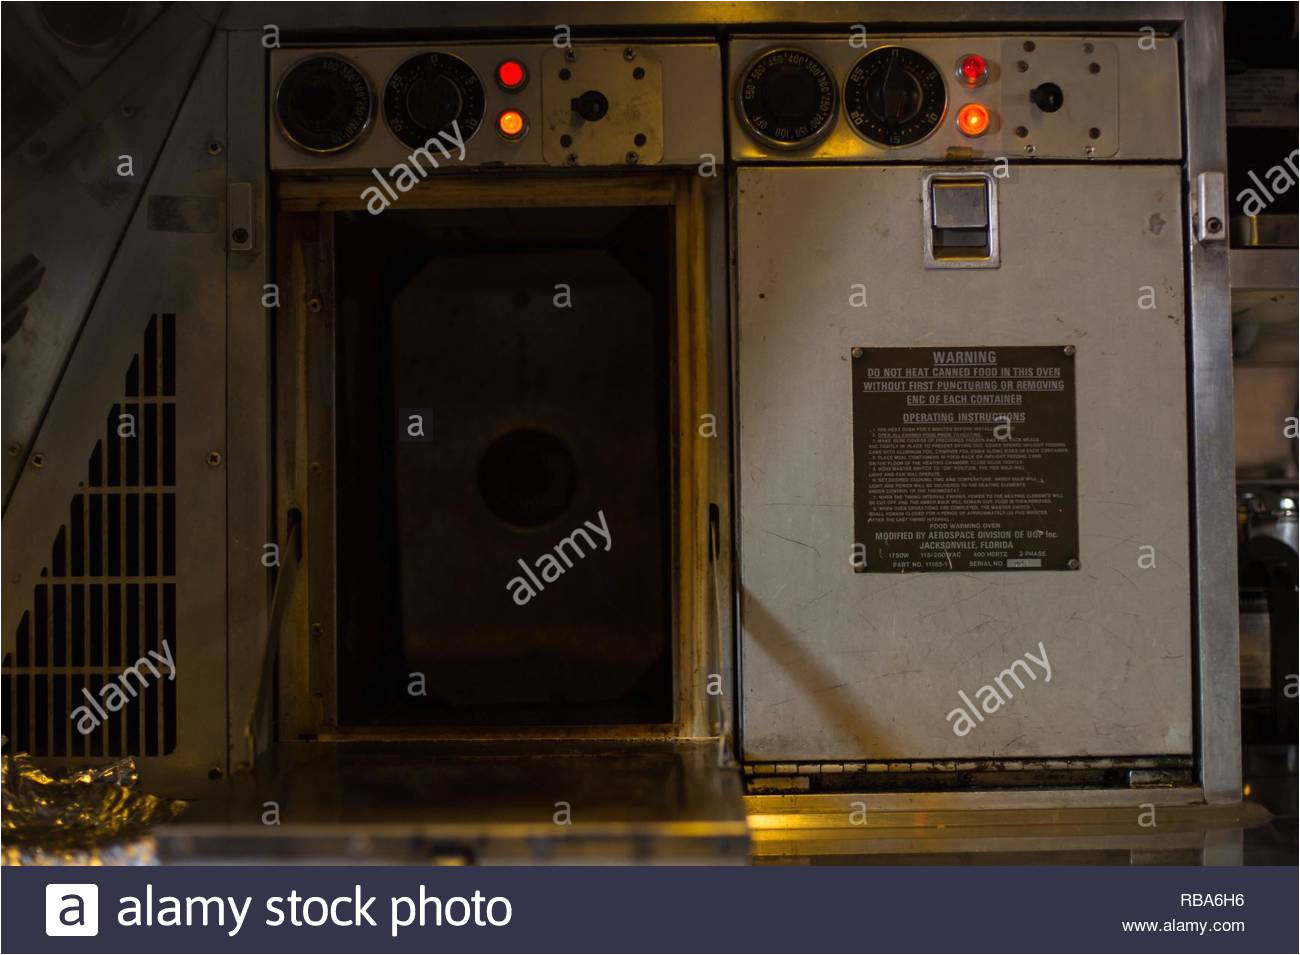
[1030, 82, 1064, 113]
[571, 89, 609, 121]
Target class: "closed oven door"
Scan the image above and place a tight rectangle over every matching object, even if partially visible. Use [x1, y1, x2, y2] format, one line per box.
[736, 164, 1192, 763]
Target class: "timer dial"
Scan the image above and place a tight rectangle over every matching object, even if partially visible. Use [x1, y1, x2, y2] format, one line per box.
[275, 55, 373, 154]
[845, 47, 947, 147]
[384, 52, 485, 150]
[737, 48, 837, 149]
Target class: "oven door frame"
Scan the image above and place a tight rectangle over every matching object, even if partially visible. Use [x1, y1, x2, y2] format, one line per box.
[272, 171, 730, 745]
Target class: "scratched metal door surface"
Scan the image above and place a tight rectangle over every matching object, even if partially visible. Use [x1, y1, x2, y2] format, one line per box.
[736, 164, 1192, 761]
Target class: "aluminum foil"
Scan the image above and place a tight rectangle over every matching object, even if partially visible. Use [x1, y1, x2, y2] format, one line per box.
[2, 750, 186, 865]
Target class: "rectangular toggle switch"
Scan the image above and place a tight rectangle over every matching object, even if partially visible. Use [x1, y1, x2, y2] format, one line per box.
[922, 171, 1000, 268]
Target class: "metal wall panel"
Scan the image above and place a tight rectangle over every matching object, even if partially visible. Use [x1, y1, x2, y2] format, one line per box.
[1, 34, 230, 793]
[737, 163, 1192, 761]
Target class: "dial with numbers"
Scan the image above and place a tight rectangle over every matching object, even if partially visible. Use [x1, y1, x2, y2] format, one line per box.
[737, 48, 837, 149]
[384, 52, 484, 149]
[845, 47, 947, 147]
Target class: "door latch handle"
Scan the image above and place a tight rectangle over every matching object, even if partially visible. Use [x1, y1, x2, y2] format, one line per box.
[1193, 171, 1228, 244]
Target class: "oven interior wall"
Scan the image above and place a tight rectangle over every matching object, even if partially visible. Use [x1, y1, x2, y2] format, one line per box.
[333, 206, 675, 727]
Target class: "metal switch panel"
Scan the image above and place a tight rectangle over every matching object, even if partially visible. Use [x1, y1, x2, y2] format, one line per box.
[541, 45, 664, 166]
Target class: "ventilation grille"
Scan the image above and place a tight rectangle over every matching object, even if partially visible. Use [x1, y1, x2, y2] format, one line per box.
[3, 314, 178, 757]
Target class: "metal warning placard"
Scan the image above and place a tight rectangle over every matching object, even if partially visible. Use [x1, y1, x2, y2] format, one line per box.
[852, 346, 1079, 573]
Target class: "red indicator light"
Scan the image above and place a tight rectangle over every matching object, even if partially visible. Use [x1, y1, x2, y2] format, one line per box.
[957, 103, 991, 137]
[497, 108, 527, 140]
[957, 53, 989, 87]
[496, 60, 527, 90]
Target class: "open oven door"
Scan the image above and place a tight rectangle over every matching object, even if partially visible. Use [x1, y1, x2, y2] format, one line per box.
[171, 172, 747, 863]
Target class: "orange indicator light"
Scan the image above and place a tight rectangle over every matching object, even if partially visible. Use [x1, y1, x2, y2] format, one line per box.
[497, 109, 527, 140]
[957, 103, 991, 137]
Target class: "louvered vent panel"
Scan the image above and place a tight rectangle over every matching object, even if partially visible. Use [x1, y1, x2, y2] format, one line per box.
[3, 314, 178, 757]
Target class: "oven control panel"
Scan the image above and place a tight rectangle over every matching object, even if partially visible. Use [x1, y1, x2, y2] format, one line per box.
[269, 42, 722, 171]
[728, 35, 1182, 162]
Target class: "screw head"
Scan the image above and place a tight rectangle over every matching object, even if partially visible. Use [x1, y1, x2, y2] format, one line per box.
[29, 452, 46, 469]
[625, 151, 639, 165]
[206, 450, 223, 467]
[208, 766, 223, 780]
[1206, 216, 1223, 234]
[1067, 558, 1081, 570]
[310, 622, 325, 637]
[307, 296, 323, 313]
[564, 48, 576, 62]
[1024, 144, 1036, 155]
[623, 47, 635, 60]
[7, 443, 20, 456]
[851, 347, 864, 358]
[1063, 345, 1076, 356]
[207, 141, 223, 155]
[231, 227, 249, 244]
[565, 153, 579, 166]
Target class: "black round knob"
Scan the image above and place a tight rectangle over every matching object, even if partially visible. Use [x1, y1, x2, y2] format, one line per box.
[571, 90, 609, 122]
[737, 49, 836, 149]
[844, 47, 945, 147]
[383, 53, 485, 150]
[405, 73, 462, 131]
[275, 55, 373, 154]
[1030, 82, 1064, 113]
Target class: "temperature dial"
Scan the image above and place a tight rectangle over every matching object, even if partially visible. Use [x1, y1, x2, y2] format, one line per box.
[275, 55, 373, 154]
[845, 47, 947, 147]
[738, 49, 836, 149]
[384, 52, 484, 149]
